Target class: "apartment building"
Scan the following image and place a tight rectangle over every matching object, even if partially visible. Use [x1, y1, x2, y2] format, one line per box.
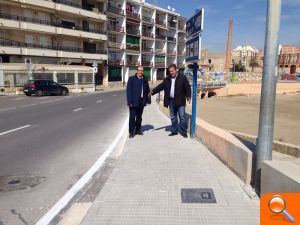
[106, 0, 186, 85]
[0, 0, 107, 91]
[0, 0, 186, 91]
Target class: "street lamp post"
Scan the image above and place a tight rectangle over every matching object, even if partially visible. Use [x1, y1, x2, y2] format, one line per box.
[255, 0, 281, 193]
[92, 61, 98, 91]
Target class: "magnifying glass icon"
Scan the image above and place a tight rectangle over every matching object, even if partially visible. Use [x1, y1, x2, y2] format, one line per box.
[268, 195, 295, 223]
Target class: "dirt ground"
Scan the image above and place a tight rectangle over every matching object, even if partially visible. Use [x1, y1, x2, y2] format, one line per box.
[187, 92, 300, 146]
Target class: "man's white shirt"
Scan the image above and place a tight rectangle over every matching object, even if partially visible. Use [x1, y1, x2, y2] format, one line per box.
[170, 74, 177, 98]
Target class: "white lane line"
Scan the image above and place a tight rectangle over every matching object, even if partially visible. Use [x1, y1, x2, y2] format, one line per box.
[40, 100, 53, 104]
[73, 108, 82, 112]
[0, 107, 17, 112]
[96, 100, 103, 103]
[35, 116, 129, 225]
[21, 103, 36, 108]
[55, 98, 65, 101]
[0, 125, 31, 136]
[11, 97, 25, 101]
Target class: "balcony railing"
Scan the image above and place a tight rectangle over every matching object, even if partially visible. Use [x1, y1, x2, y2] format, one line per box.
[108, 59, 124, 66]
[177, 50, 186, 56]
[53, 0, 104, 14]
[155, 35, 166, 40]
[142, 47, 154, 53]
[167, 37, 177, 42]
[156, 19, 166, 26]
[178, 24, 186, 31]
[127, 60, 140, 66]
[107, 24, 124, 33]
[155, 62, 165, 67]
[141, 61, 153, 67]
[167, 50, 177, 55]
[0, 12, 105, 34]
[126, 44, 140, 51]
[108, 42, 123, 49]
[142, 32, 154, 38]
[107, 5, 124, 16]
[0, 38, 106, 54]
[126, 11, 140, 21]
[155, 49, 165, 54]
[127, 29, 140, 36]
[177, 37, 186, 43]
[142, 16, 154, 23]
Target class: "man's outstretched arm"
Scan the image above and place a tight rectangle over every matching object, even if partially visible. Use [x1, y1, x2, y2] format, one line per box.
[149, 80, 165, 96]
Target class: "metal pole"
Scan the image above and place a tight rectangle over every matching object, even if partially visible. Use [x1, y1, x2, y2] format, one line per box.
[255, 0, 281, 191]
[190, 62, 198, 139]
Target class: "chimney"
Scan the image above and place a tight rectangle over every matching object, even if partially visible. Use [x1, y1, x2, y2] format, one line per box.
[225, 19, 233, 72]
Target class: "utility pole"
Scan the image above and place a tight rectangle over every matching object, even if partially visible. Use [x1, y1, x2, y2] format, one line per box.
[255, 0, 281, 193]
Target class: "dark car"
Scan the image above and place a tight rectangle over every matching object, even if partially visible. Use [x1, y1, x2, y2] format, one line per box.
[23, 80, 69, 96]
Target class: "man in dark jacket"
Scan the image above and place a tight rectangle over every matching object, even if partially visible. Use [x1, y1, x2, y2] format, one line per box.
[150, 64, 191, 138]
[127, 66, 151, 138]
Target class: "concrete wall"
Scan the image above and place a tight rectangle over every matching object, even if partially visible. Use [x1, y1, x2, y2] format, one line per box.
[261, 160, 300, 194]
[214, 82, 300, 97]
[158, 102, 253, 184]
[228, 130, 300, 158]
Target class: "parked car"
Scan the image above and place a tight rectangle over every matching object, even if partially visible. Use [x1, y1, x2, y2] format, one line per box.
[23, 80, 69, 96]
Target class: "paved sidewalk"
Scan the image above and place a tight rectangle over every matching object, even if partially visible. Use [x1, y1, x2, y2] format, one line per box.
[81, 103, 259, 225]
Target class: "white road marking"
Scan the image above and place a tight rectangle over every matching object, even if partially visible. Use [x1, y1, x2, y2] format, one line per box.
[113, 94, 118, 96]
[73, 108, 82, 112]
[55, 98, 65, 101]
[11, 97, 25, 101]
[96, 100, 103, 103]
[35, 117, 129, 225]
[0, 125, 31, 136]
[0, 107, 17, 112]
[21, 103, 36, 107]
[40, 100, 53, 104]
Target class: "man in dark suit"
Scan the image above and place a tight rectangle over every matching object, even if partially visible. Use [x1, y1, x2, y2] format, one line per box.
[127, 66, 151, 138]
[150, 64, 191, 138]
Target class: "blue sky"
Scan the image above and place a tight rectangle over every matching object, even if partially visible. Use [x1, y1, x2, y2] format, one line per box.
[149, 0, 300, 52]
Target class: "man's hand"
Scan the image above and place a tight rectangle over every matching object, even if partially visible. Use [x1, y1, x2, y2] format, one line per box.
[148, 90, 153, 96]
[187, 98, 191, 104]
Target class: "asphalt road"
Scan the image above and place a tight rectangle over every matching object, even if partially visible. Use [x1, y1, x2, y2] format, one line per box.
[0, 91, 128, 225]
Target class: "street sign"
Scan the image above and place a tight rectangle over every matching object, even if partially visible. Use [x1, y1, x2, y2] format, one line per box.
[186, 35, 200, 62]
[184, 67, 190, 76]
[186, 9, 204, 39]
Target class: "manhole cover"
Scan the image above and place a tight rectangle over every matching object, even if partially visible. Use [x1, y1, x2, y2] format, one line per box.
[0, 175, 46, 191]
[181, 188, 216, 203]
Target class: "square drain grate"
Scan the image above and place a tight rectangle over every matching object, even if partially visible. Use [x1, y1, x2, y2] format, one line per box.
[181, 188, 216, 203]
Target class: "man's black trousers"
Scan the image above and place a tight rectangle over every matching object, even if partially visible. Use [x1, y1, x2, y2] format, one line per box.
[129, 99, 144, 134]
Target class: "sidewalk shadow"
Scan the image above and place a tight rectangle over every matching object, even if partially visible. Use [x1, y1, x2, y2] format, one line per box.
[153, 125, 172, 132]
[141, 124, 155, 132]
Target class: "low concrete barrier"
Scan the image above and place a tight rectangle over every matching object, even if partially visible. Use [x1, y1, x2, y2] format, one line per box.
[261, 160, 300, 194]
[158, 102, 253, 184]
[227, 130, 300, 158]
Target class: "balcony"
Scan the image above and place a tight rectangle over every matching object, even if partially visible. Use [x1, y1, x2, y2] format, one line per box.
[126, 11, 140, 22]
[127, 29, 140, 36]
[108, 59, 124, 66]
[156, 35, 166, 40]
[167, 37, 177, 42]
[0, 38, 107, 59]
[178, 37, 186, 43]
[107, 24, 124, 33]
[177, 50, 186, 56]
[142, 32, 154, 39]
[155, 48, 165, 54]
[127, 60, 140, 66]
[156, 19, 166, 27]
[142, 16, 154, 23]
[53, 0, 104, 14]
[0, 12, 105, 35]
[141, 61, 153, 67]
[178, 24, 186, 31]
[126, 44, 140, 51]
[168, 22, 177, 29]
[167, 50, 177, 56]
[107, 5, 125, 16]
[155, 62, 165, 67]
[142, 47, 154, 53]
[108, 42, 124, 49]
